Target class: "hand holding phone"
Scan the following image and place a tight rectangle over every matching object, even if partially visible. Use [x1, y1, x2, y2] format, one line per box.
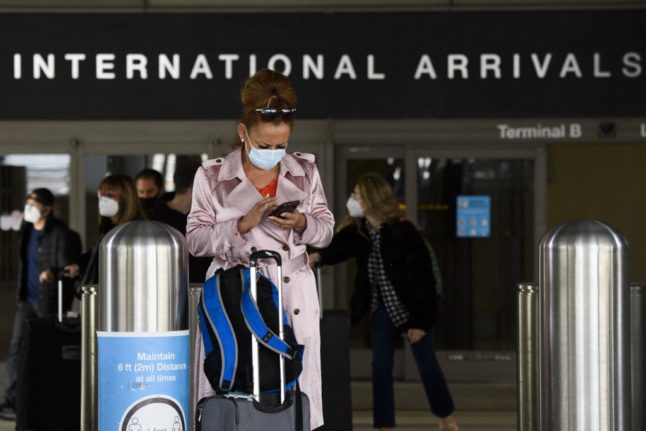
[268, 200, 300, 218]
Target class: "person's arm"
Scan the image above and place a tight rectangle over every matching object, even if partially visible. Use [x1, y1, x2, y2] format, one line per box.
[186, 166, 248, 257]
[293, 164, 335, 249]
[398, 221, 438, 330]
[312, 223, 362, 266]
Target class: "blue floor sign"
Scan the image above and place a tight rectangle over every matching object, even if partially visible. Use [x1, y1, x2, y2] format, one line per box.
[97, 330, 189, 431]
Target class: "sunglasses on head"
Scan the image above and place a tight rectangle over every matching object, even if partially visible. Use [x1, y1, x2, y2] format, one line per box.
[255, 107, 296, 122]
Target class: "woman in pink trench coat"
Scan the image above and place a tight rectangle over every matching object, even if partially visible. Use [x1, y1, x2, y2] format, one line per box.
[186, 68, 334, 430]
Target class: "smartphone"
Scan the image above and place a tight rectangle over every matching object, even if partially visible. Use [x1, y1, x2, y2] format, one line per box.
[268, 200, 300, 218]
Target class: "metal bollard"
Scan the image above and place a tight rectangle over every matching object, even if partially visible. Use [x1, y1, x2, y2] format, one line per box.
[81, 285, 97, 431]
[93, 221, 189, 430]
[631, 283, 645, 431]
[517, 282, 538, 431]
[538, 220, 631, 430]
[188, 284, 202, 431]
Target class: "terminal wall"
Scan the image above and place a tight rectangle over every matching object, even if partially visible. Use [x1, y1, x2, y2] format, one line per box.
[547, 142, 646, 282]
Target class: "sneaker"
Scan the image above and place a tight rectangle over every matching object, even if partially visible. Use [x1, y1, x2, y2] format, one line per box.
[0, 402, 16, 421]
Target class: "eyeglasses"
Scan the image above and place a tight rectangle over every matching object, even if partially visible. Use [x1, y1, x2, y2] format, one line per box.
[97, 190, 121, 200]
[255, 107, 296, 122]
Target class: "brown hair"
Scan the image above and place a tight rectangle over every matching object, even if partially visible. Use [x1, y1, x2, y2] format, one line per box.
[233, 68, 297, 148]
[356, 173, 401, 223]
[98, 174, 146, 225]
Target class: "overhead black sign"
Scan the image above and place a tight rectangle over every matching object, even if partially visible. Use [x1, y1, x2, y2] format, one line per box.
[0, 11, 644, 119]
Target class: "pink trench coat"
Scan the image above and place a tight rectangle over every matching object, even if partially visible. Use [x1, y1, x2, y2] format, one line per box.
[186, 147, 334, 429]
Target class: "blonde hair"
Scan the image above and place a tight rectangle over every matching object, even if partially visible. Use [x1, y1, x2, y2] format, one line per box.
[356, 173, 401, 223]
[98, 174, 146, 225]
[337, 173, 401, 232]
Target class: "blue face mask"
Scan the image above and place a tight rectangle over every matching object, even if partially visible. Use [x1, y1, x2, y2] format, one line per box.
[244, 130, 286, 171]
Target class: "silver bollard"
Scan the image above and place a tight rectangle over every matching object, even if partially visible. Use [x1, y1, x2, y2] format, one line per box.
[87, 221, 189, 430]
[81, 285, 97, 431]
[99, 221, 188, 332]
[517, 282, 538, 431]
[631, 283, 645, 431]
[188, 284, 202, 431]
[538, 219, 631, 430]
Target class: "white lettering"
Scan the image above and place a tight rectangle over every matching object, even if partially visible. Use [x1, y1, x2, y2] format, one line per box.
[447, 54, 468, 79]
[126, 53, 148, 79]
[13, 54, 21, 79]
[96, 53, 116, 80]
[159, 54, 180, 79]
[249, 54, 257, 76]
[480, 54, 501, 79]
[218, 54, 239, 79]
[559, 54, 582, 78]
[569, 124, 582, 138]
[498, 123, 568, 140]
[334, 55, 357, 79]
[367, 54, 385, 80]
[190, 54, 213, 79]
[593, 53, 611, 78]
[303, 54, 324, 79]
[64, 54, 86, 80]
[268, 53, 292, 76]
[623, 52, 642, 78]
[414, 55, 437, 79]
[33, 53, 55, 79]
[513, 53, 521, 79]
[531, 53, 552, 78]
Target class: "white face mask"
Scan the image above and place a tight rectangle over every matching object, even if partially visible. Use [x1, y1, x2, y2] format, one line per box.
[98, 197, 119, 217]
[346, 195, 364, 218]
[23, 204, 42, 224]
[244, 129, 286, 171]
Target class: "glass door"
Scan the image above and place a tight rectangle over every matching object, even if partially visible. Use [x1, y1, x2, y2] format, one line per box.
[335, 143, 544, 380]
[415, 156, 535, 350]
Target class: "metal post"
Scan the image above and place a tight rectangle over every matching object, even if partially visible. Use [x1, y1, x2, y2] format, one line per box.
[94, 221, 189, 430]
[538, 219, 631, 430]
[630, 283, 645, 431]
[188, 284, 202, 431]
[81, 285, 97, 431]
[517, 282, 538, 431]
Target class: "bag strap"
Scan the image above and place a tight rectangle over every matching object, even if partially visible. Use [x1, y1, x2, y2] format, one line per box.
[200, 273, 239, 391]
[240, 268, 295, 359]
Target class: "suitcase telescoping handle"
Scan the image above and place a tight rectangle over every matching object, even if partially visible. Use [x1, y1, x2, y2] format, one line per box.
[249, 250, 286, 403]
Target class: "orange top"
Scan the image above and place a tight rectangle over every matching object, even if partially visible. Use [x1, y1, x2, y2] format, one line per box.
[257, 177, 278, 198]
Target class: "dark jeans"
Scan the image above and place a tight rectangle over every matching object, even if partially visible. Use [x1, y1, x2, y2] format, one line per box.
[371, 302, 455, 428]
[3, 301, 38, 406]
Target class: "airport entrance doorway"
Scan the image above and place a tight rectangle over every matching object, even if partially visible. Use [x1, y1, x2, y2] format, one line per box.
[334, 143, 545, 382]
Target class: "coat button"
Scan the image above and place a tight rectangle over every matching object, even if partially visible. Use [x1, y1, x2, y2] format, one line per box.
[282, 244, 289, 251]
[251, 246, 258, 252]
[293, 308, 300, 315]
[283, 276, 290, 283]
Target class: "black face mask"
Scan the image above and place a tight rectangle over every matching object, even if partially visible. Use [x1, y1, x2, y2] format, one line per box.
[139, 197, 157, 210]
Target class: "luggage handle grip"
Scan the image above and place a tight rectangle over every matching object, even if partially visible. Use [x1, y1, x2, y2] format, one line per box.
[250, 250, 282, 267]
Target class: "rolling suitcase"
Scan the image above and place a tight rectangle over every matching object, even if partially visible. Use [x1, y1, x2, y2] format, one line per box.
[15, 274, 81, 431]
[196, 250, 310, 430]
[316, 267, 353, 431]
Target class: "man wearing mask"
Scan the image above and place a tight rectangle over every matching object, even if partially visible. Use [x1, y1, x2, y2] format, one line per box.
[135, 168, 165, 212]
[0, 188, 80, 421]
